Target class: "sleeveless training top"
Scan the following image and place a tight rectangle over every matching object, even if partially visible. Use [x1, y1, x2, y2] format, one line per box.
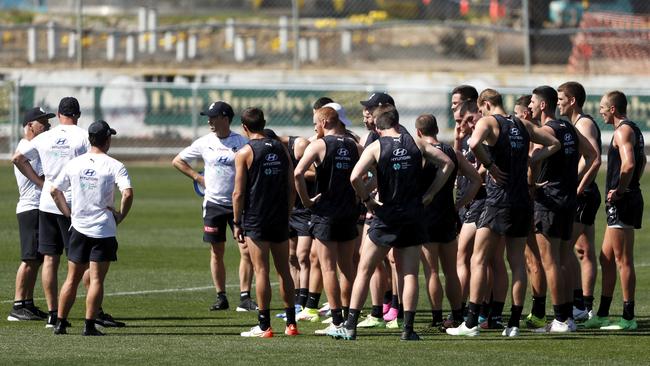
[485, 115, 531, 208]
[312, 135, 360, 220]
[375, 134, 423, 224]
[606, 120, 645, 193]
[578, 114, 602, 193]
[289, 136, 316, 211]
[535, 119, 580, 210]
[420, 142, 458, 220]
[456, 135, 487, 202]
[243, 138, 290, 230]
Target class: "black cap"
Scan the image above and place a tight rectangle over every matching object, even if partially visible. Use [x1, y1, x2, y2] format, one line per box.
[88, 120, 117, 137]
[23, 107, 55, 126]
[200, 101, 234, 119]
[360, 92, 395, 108]
[58, 97, 81, 117]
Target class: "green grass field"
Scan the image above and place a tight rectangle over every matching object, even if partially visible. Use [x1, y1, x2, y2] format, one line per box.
[1, 163, 649, 365]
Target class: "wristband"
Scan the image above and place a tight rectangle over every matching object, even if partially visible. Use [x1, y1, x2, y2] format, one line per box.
[233, 221, 241, 227]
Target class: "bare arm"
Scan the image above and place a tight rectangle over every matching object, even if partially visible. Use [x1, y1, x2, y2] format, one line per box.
[608, 125, 637, 201]
[294, 140, 324, 208]
[454, 152, 482, 210]
[232, 146, 251, 243]
[108, 188, 134, 224]
[575, 129, 599, 196]
[172, 154, 204, 187]
[469, 117, 507, 185]
[527, 122, 561, 165]
[350, 141, 381, 211]
[419, 142, 454, 206]
[293, 137, 316, 182]
[284, 148, 297, 217]
[12, 151, 44, 189]
[50, 187, 71, 218]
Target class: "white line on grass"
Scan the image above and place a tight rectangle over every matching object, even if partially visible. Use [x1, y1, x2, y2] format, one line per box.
[0, 282, 275, 303]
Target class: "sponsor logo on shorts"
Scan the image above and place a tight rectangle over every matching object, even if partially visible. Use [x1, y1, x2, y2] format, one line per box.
[204, 225, 219, 233]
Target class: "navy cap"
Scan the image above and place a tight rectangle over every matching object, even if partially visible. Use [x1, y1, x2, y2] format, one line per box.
[23, 107, 55, 126]
[200, 101, 234, 119]
[88, 120, 116, 137]
[360, 92, 395, 108]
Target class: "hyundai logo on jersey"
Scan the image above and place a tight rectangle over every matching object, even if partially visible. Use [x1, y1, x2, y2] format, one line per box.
[55, 138, 67, 145]
[82, 169, 96, 177]
[337, 148, 350, 156]
[265, 153, 279, 162]
[392, 148, 408, 157]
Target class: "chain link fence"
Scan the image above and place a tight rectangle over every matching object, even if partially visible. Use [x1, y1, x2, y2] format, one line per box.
[0, 1, 648, 73]
[2, 79, 650, 160]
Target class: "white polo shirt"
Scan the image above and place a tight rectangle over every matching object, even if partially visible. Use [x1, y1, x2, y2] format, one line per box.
[18, 124, 90, 214]
[177, 132, 248, 207]
[14, 138, 43, 214]
[52, 152, 132, 238]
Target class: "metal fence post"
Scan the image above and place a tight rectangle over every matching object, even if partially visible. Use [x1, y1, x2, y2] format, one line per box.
[138, 7, 147, 53]
[341, 30, 351, 55]
[148, 8, 157, 54]
[11, 79, 21, 154]
[126, 34, 135, 63]
[308, 37, 318, 62]
[47, 21, 56, 60]
[522, 0, 531, 73]
[234, 36, 245, 62]
[107, 32, 116, 61]
[292, 0, 299, 70]
[176, 35, 186, 62]
[76, 0, 83, 68]
[279, 16, 288, 54]
[225, 18, 235, 49]
[191, 84, 199, 140]
[188, 33, 197, 59]
[27, 27, 36, 64]
[164, 31, 173, 51]
[68, 31, 76, 59]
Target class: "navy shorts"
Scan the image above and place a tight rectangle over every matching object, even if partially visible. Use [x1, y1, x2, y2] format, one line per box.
[289, 209, 311, 238]
[67, 227, 118, 263]
[38, 211, 71, 256]
[202, 201, 233, 243]
[368, 216, 427, 248]
[534, 208, 575, 241]
[244, 224, 290, 243]
[606, 191, 643, 229]
[478, 205, 532, 238]
[17, 209, 43, 261]
[425, 212, 459, 244]
[309, 214, 358, 242]
[458, 198, 486, 225]
[575, 188, 601, 226]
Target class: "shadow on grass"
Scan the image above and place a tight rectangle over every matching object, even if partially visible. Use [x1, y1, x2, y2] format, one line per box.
[124, 324, 235, 328]
[107, 332, 240, 336]
[116, 316, 218, 321]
